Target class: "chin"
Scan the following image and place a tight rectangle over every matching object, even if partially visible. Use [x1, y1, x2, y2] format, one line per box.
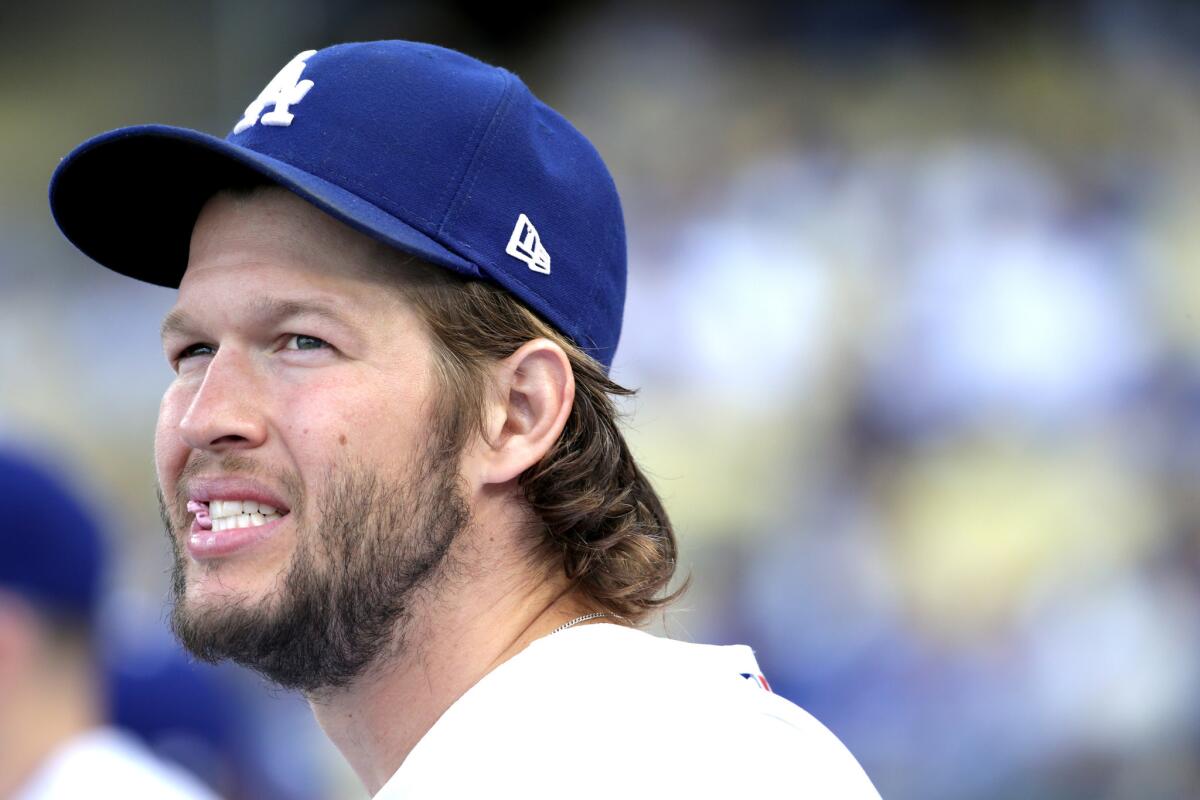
[184, 560, 284, 611]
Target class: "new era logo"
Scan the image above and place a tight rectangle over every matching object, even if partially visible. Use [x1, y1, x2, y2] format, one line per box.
[506, 213, 551, 274]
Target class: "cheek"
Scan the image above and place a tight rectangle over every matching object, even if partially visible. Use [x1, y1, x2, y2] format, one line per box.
[291, 374, 433, 462]
[154, 382, 190, 489]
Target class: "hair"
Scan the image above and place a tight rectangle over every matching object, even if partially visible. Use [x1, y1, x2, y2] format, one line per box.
[402, 270, 685, 625]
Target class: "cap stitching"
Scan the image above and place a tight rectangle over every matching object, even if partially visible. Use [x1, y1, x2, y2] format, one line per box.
[431, 67, 509, 228]
[277, 69, 511, 237]
[294, 163, 439, 230]
[437, 69, 517, 238]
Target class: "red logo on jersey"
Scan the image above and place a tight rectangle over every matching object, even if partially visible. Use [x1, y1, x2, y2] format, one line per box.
[740, 672, 773, 692]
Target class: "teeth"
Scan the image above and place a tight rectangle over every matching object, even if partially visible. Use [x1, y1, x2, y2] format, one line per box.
[203, 501, 284, 532]
[206, 506, 283, 532]
[213, 500, 243, 516]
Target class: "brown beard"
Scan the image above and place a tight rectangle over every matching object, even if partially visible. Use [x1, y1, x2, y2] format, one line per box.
[158, 444, 468, 694]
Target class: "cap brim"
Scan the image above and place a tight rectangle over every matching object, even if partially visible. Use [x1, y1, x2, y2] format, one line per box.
[49, 124, 482, 288]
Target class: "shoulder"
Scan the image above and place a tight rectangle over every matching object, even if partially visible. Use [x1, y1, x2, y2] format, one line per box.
[14, 728, 218, 800]
[381, 625, 880, 799]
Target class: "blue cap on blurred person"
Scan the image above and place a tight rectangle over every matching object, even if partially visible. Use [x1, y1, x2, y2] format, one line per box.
[48, 40, 627, 368]
[108, 648, 246, 795]
[0, 446, 105, 621]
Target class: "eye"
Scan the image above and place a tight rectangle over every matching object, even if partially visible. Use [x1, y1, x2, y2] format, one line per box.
[176, 342, 216, 361]
[284, 334, 331, 351]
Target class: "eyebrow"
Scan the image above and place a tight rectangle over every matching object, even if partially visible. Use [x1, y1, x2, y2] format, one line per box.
[160, 297, 354, 341]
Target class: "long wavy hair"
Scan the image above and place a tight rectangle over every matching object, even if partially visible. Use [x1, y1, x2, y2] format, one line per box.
[405, 271, 685, 624]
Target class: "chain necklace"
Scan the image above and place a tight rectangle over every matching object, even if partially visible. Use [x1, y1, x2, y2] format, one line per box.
[549, 612, 611, 635]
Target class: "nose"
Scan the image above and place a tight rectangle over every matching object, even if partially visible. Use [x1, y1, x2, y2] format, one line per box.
[178, 347, 267, 453]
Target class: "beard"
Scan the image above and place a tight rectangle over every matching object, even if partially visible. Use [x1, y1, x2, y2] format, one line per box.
[158, 444, 469, 695]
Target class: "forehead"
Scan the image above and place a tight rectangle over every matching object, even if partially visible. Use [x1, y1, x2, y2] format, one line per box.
[183, 185, 399, 293]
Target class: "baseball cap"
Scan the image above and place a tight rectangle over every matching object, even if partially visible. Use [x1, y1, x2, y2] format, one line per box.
[49, 41, 627, 368]
[0, 446, 106, 622]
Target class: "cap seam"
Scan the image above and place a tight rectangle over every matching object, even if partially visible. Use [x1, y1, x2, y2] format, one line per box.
[431, 68, 509, 228]
[437, 69, 517, 238]
[222, 130, 441, 231]
[310, 168, 439, 230]
[184, 131, 449, 235]
[250, 86, 505, 237]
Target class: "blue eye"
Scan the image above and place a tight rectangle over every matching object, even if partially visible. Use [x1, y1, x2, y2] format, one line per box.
[285, 334, 330, 351]
[177, 343, 215, 360]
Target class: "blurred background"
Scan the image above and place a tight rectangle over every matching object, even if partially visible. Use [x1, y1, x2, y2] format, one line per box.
[4, 0, 1200, 797]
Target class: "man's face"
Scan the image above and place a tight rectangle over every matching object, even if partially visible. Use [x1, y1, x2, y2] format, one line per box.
[155, 186, 467, 692]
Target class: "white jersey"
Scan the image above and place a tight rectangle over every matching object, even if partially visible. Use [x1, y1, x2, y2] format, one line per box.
[12, 727, 218, 800]
[377, 623, 880, 799]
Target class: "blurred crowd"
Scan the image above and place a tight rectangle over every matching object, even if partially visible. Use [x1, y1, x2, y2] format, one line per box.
[5, 1, 1200, 798]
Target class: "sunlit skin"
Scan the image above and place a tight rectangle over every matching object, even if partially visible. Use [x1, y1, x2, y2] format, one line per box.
[154, 186, 592, 792]
[156, 190, 440, 613]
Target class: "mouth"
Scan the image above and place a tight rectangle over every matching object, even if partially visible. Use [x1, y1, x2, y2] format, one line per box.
[182, 482, 293, 560]
[187, 499, 284, 531]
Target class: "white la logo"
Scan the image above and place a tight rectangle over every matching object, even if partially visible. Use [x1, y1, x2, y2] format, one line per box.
[233, 49, 318, 134]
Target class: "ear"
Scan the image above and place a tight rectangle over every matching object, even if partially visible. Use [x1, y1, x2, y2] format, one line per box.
[472, 338, 575, 487]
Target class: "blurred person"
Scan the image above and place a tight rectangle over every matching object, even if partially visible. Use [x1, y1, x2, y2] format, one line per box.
[48, 41, 880, 798]
[107, 642, 278, 800]
[0, 446, 217, 799]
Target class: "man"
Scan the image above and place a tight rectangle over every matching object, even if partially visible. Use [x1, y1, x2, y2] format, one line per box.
[0, 445, 217, 799]
[49, 41, 880, 797]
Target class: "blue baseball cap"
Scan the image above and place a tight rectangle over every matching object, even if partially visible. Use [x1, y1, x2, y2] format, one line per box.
[0, 446, 105, 622]
[49, 41, 627, 368]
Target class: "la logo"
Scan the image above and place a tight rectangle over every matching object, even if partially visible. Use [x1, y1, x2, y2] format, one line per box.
[233, 49, 318, 134]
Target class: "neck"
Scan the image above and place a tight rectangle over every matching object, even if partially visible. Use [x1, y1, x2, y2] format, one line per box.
[308, 527, 595, 795]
